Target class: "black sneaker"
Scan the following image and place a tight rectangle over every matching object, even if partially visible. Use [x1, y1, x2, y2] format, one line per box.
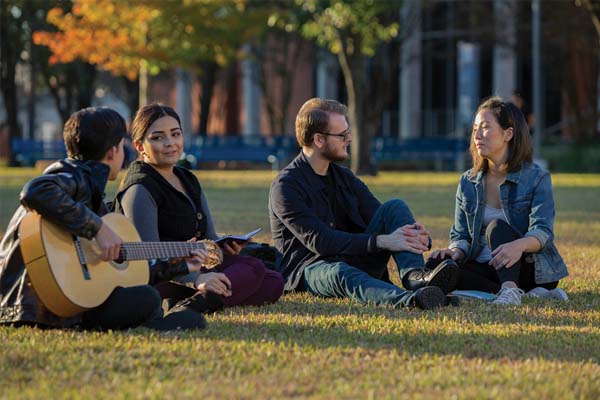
[402, 259, 460, 294]
[412, 286, 447, 310]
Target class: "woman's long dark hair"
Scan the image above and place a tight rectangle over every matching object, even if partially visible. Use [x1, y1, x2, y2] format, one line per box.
[469, 96, 533, 176]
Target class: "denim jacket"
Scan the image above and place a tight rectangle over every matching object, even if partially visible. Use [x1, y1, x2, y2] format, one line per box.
[448, 162, 568, 284]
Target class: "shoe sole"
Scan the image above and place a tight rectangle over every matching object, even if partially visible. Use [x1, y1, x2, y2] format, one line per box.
[415, 286, 447, 310]
[426, 259, 461, 294]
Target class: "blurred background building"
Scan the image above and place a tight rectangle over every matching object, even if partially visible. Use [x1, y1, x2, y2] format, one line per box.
[1, 0, 599, 171]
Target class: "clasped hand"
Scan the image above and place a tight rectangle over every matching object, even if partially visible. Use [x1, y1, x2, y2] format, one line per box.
[377, 222, 431, 253]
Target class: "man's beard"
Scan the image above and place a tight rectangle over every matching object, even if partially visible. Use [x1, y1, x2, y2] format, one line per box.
[322, 141, 348, 162]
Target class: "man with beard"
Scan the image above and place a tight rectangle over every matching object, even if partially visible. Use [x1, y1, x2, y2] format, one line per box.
[268, 98, 460, 310]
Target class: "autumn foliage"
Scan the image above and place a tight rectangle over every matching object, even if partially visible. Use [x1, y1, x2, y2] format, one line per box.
[32, 1, 163, 80]
[33, 0, 270, 80]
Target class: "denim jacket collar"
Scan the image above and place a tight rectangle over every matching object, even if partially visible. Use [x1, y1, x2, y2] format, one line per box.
[467, 166, 523, 185]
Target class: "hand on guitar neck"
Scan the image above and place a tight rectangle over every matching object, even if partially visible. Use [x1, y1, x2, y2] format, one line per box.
[95, 223, 211, 272]
[95, 222, 123, 261]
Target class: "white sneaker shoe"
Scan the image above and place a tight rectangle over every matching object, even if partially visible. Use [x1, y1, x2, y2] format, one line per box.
[492, 287, 525, 305]
[525, 287, 551, 298]
[549, 288, 568, 301]
[525, 287, 569, 302]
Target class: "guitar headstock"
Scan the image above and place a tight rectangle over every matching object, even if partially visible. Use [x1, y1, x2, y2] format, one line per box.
[199, 240, 223, 269]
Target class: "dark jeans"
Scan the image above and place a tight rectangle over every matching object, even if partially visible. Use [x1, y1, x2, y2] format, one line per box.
[426, 219, 558, 293]
[81, 285, 163, 330]
[303, 199, 424, 307]
[156, 255, 284, 307]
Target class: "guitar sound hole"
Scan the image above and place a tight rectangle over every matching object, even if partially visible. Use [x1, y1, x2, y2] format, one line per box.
[110, 259, 128, 271]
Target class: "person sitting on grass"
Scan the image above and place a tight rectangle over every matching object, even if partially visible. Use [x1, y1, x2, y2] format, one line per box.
[428, 96, 569, 305]
[112, 103, 284, 315]
[269, 98, 461, 310]
[0, 107, 206, 330]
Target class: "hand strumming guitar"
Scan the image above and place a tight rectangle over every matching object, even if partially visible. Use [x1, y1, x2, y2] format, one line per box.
[95, 222, 123, 261]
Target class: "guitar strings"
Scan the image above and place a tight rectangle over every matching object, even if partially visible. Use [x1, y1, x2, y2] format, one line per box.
[118, 242, 207, 260]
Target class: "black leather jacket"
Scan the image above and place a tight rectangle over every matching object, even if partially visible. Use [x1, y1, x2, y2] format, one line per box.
[0, 159, 188, 327]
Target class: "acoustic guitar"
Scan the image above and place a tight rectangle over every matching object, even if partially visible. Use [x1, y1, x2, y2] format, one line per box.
[19, 212, 223, 318]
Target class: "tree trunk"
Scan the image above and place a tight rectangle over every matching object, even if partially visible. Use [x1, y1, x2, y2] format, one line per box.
[0, 65, 21, 166]
[338, 50, 373, 175]
[224, 62, 240, 135]
[76, 63, 96, 111]
[0, 5, 22, 165]
[198, 61, 218, 136]
[122, 77, 140, 119]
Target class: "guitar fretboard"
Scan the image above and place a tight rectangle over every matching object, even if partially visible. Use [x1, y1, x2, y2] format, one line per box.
[119, 242, 206, 260]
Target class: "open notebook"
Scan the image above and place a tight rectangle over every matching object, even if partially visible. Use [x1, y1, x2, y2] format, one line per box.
[448, 290, 497, 301]
[215, 228, 262, 245]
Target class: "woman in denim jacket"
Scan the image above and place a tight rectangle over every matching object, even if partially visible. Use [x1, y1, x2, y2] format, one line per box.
[429, 96, 568, 305]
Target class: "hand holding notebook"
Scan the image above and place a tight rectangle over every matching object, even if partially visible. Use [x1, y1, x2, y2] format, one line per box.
[216, 228, 262, 246]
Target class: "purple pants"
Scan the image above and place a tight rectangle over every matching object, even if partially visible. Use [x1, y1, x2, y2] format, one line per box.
[155, 255, 284, 308]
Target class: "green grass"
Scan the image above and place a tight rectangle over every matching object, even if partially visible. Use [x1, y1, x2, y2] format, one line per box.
[1, 168, 600, 399]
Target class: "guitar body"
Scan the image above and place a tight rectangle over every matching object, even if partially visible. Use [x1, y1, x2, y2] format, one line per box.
[19, 212, 149, 317]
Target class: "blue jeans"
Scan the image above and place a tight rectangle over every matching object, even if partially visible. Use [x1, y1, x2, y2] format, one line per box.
[303, 199, 425, 307]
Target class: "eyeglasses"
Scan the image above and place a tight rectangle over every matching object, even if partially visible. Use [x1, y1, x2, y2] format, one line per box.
[319, 128, 351, 142]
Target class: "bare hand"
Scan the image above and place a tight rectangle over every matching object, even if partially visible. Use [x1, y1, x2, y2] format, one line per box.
[490, 241, 524, 270]
[376, 224, 430, 253]
[194, 272, 232, 297]
[429, 248, 464, 261]
[95, 222, 122, 261]
[402, 222, 430, 248]
[222, 240, 243, 256]
[185, 249, 209, 273]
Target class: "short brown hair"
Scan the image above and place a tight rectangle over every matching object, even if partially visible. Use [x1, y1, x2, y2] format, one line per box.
[295, 98, 348, 146]
[469, 96, 533, 175]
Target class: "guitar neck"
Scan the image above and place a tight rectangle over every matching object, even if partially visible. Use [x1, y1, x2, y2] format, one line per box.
[120, 242, 206, 261]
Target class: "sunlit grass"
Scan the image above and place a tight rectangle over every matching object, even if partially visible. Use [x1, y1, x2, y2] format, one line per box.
[1, 169, 599, 398]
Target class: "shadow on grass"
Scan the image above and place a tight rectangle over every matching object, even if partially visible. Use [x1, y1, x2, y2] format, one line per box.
[204, 314, 600, 364]
[272, 291, 600, 327]
[2, 292, 599, 365]
[179, 291, 600, 363]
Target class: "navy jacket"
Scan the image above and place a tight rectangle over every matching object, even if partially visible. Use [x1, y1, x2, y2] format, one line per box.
[269, 152, 381, 291]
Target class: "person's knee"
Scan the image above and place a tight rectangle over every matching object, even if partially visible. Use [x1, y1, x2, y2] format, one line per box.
[486, 219, 519, 247]
[382, 199, 409, 213]
[264, 271, 285, 303]
[487, 218, 510, 234]
[237, 256, 267, 280]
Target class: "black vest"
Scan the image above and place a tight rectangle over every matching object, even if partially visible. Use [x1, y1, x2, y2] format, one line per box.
[114, 161, 207, 241]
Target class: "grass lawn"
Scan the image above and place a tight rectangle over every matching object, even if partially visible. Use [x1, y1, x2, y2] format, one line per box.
[1, 168, 599, 399]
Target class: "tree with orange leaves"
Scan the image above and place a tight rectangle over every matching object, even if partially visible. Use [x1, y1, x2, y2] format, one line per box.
[34, 0, 272, 127]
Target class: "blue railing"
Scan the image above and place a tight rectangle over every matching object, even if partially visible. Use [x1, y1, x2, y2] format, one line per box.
[372, 136, 469, 170]
[12, 135, 468, 170]
[11, 138, 67, 166]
